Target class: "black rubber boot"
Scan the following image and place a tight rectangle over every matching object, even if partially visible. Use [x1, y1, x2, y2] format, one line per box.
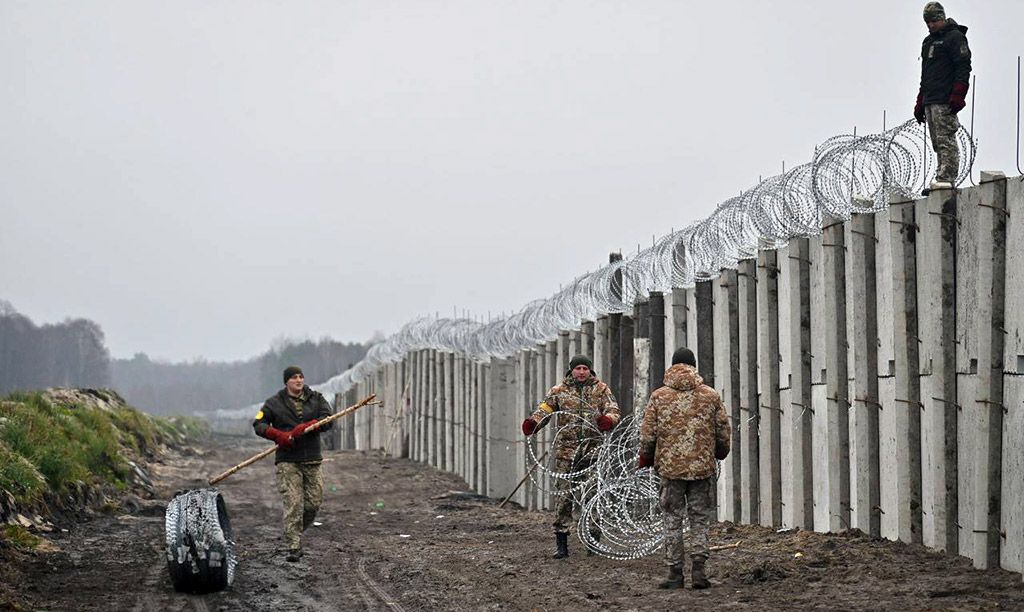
[286, 547, 303, 562]
[552, 533, 569, 559]
[691, 556, 710, 589]
[302, 509, 317, 532]
[658, 564, 684, 589]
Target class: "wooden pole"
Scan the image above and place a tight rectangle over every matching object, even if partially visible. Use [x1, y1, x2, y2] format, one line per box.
[208, 394, 378, 485]
[499, 449, 548, 508]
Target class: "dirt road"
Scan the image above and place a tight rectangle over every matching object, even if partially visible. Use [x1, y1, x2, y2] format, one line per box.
[3, 435, 1022, 611]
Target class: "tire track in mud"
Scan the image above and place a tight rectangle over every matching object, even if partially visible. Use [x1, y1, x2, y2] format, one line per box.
[355, 556, 406, 612]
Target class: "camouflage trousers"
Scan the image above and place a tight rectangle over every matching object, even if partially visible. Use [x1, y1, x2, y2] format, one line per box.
[660, 477, 714, 566]
[925, 104, 961, 184]
[552, 455, 599, 535]
[276, 461, 324, 550]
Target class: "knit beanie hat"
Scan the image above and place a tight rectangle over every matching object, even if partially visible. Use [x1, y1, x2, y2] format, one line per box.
[568, 355, 594, 373]
[671, 348, 697, 367]
[283, 365, 304, 384]
[923, 2, 945, 21]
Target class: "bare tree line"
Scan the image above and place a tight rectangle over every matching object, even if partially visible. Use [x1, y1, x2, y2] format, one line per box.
[0, 301, 369, 415]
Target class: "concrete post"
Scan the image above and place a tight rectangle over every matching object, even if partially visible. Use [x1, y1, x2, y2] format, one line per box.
[757, 250, 782, 527]
[738, 259, 760, 524]
[517, 350, 531, 508]
[478, 362, 489, 495]
[696, 281, 716, 388]
[917, 189, 959, 552]
[581, 320, 595, 361]
[958, 171, 1007, 568]
[847, 212, 882, 537]
[486, 358, 518, 499]
[620, 314, 635, 417]
[445, 352, 455, 472]
[569, 330, 581, 360]
[595, 316, 609, 380]
[609, 313, 623, 400]
[671, 287, 689, 360]
[889, 195, 924, 543]
[557, 332, 570, 381]
[429, 349, 439, 468]
[788, 237, 814, 530]
[1000, 175, 1024, 576]
[634, 337, 650, 415]
[649, 291, 666, 397]
[715, 268, 741, 521]
[823, 221, 851, 532]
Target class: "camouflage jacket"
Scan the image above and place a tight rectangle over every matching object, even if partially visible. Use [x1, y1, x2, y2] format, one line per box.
[526, 374, 620, 461]
[639, 364, 731, 480]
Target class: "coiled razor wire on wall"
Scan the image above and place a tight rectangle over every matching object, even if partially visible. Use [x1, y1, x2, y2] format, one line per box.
[216, 120, 974, 559]
[294, 118, 975, 398]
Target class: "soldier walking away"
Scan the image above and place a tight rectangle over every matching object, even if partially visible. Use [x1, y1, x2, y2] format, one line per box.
[253, 366, 334, 562]
[914, 2, 972, 195]
[638, 348, 731, 589]
[522, 355, 620, 559]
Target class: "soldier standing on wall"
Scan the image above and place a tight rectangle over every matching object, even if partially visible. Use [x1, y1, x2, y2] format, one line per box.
[522, 355, 620, 559]
[914, 2, 972, 195]
[253, 366, 334, 562]
[638, 348, 731, 589]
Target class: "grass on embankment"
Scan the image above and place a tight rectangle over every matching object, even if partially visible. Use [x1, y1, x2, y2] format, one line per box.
[0, 389, 207, 550]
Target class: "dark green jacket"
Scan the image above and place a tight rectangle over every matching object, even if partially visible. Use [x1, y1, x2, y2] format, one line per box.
[253, 386, 333, 464]
[919, 19, 971, 104]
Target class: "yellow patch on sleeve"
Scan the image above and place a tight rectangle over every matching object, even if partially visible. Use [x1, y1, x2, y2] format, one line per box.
[539, 402, 555, 414]
[255, 410, 264, 420]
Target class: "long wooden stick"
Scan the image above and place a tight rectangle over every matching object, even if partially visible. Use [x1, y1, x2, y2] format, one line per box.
[208, 394, 378, 485]
[499, 449, 549, 508]
[709, 540, 741, 552]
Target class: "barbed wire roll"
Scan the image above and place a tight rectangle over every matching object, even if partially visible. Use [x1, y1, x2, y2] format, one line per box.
[165, 488, 237, 593]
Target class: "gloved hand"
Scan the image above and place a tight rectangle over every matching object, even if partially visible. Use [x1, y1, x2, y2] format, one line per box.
[290, 419, 319, 439]
[913, 92, 925, 124]
[595, 414, 614, 431]
[949, 81, 968, 113]
[522, 418, 537, 436]
[265, 426, 294, 449]
[637, 453, 654, 469]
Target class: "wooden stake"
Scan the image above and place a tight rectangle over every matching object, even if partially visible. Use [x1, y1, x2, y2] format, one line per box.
[208, 394, 378, 485]
[499, 449, 549, 508]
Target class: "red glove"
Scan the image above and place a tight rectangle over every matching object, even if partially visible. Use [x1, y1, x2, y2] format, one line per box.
[913, 92, 925, 124]
[949, 81, 968, 113]
[265, 426, 294, 449]
[290, 419, 319, 439]
[522, 419, 537, 436]
[595, 414, 614, 431]
[637, 453, 654, 469]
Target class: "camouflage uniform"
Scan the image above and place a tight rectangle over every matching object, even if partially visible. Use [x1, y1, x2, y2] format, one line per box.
[276, 461, 324, 550]
[253, 385, 333, 552]
[526, 373, 620, 534]
[918, 9, 972, 184]
[639, 364, 731, 565]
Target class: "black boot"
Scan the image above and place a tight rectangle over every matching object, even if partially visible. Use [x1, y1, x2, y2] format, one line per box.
[658, 564, 684, 589]
[552, 533, 569, 559]
[691, 556, 710, 589]
[302, 509, 317, 532]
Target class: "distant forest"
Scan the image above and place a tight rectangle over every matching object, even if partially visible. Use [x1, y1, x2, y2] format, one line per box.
[0, 301, 370, 415]
[0, 301, 111, 392]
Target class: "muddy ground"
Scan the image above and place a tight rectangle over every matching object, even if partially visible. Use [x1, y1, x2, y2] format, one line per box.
[2, 434, 1023, 611]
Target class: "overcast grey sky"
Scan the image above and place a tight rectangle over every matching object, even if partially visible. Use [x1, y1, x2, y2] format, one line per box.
[2, 0, 1022, 363]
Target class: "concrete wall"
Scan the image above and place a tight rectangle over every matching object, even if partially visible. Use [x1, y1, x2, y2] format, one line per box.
[344, 176, 1023, 579]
